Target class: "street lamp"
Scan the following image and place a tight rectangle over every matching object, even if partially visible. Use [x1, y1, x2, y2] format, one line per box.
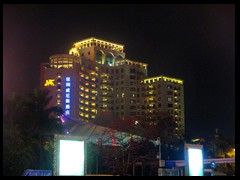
[156, 137, 162, 176]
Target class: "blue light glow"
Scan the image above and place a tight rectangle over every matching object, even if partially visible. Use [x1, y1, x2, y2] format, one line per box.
[65, 77, 71, 115]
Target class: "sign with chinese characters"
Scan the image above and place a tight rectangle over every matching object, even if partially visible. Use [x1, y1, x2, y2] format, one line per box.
[65, 77, 71, 115]
[44, 79, 55, 86]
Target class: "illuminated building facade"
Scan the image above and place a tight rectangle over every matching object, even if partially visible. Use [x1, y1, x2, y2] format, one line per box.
[40, 54, 81, 118]
[40, 37, 184, 132]
[141, 76, 184, 132]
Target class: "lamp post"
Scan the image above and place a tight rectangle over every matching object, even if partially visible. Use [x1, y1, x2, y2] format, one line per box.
[156, 137, 162, 176]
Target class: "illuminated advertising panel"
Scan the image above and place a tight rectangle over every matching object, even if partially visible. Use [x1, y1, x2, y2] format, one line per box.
[44, 79, 55, 86]
[185, 143, 204, 176]
[65, 77, 71, 115]
[53, 134, 86, 176]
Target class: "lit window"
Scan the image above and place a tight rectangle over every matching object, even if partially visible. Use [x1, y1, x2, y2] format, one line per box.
[168, 97, 173, 102]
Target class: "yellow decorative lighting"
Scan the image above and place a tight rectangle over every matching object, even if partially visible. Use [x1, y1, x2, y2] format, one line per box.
[143, 76, 183, 84]
[44, 79, 55, 86]
[69, 37, 124, 55]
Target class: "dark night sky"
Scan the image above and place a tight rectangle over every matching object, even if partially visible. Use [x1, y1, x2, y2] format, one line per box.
[3, 4, 235, 142]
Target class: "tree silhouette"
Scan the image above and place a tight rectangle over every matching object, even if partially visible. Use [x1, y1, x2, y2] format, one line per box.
[204, 131, 235, 175]
[94, 111, 181, 176]
[3, 89, 64, 175]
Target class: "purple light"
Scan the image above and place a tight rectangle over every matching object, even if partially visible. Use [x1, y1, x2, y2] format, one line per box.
[60, 115, 65, 123]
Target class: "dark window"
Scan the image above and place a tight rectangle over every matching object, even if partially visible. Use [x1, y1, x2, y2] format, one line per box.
[106, 53, 114, 66]
[130, 75, 135, 79]
[167, 85, 172, 89]
[130, 82, 134, 85]
[96, 51, 103, 64]
[130, 68, 136, 73]
[167, 91, 173, 95]
[130, 106, 136, 109]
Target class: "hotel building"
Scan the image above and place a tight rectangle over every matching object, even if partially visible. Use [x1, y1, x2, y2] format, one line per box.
[40, 37, 184, 133]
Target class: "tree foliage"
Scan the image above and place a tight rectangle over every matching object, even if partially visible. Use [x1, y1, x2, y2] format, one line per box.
[3, 119, 34, 176]
[3, 89, 64, 175]
[93, 111, 182, 175]
[204, 133, 235, 175]
[99, 129, 156, 175]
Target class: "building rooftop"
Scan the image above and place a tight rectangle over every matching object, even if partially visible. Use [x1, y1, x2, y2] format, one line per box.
[69, 37, 124, 56]
[143, 76, 184, 84]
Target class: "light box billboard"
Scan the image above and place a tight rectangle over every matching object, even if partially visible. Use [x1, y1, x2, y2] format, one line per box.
[53, 134, 86, 176]
[185, 143, 204, 176]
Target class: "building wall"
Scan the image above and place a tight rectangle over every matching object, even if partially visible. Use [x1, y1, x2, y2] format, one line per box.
[40, 54, 80, 119]
[40, 37, 185, 134]
[141, 76, 185, 133]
